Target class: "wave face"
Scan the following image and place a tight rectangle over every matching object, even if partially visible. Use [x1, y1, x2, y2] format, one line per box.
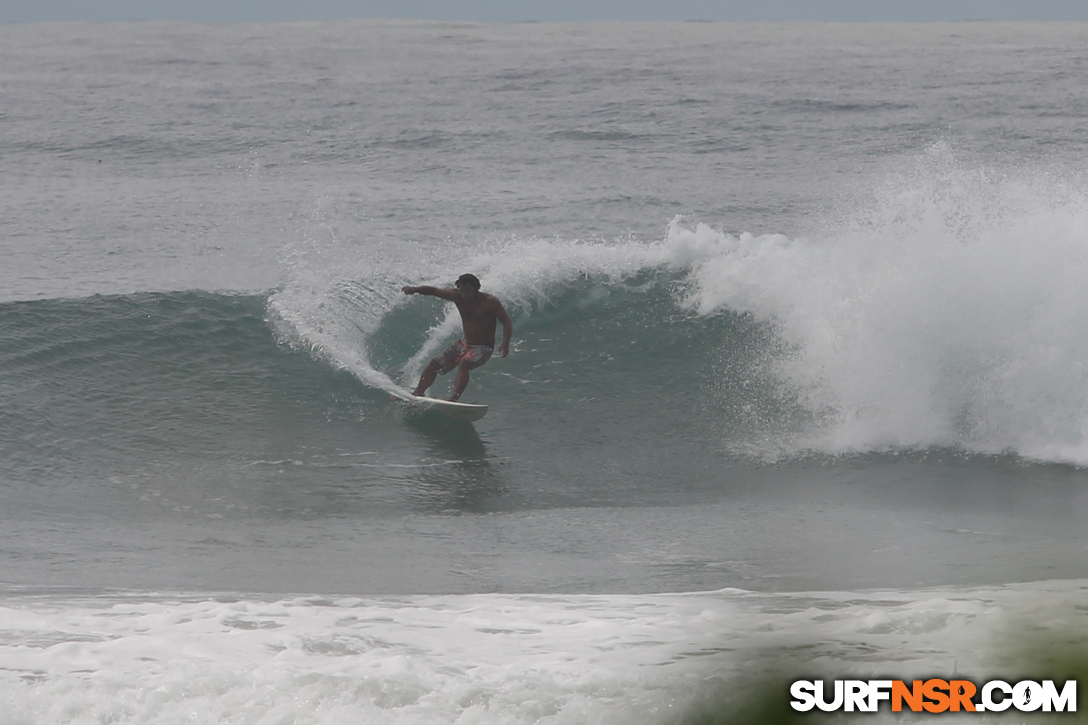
[0, 292, 345, 490]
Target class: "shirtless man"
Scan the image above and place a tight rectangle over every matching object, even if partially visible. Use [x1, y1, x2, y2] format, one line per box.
[401, 273, 513, 402]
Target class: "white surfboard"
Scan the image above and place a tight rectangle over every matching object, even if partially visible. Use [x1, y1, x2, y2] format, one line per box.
[389, 389, 488, 422]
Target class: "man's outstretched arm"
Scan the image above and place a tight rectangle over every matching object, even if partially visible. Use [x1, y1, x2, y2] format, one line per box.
[403, 285, 458, 301]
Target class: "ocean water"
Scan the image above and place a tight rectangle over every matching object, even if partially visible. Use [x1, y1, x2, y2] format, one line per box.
[2, 19, 1088, 723]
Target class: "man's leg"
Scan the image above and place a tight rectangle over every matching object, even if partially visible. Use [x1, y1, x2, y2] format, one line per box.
[449, 360, 472, 402]
[413, 359, 441, 397]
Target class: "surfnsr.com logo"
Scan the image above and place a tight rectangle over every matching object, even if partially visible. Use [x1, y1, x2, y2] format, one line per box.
[790, 679, 1077, 713]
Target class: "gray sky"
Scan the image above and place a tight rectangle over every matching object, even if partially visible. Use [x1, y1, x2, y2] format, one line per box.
[5, 0, 1088, 24]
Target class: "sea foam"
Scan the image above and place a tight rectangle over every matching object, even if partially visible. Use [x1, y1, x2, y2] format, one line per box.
[675, 147, 1088, 462]
[1, 582, 1084, 724]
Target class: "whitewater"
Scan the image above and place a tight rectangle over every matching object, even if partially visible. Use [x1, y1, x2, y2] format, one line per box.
[2, 19, 1088, 724]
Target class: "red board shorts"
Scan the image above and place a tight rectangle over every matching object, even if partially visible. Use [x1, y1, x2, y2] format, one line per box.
[434, 339, 493, 375]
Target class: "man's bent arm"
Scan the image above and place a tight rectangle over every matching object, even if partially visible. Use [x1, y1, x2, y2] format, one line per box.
[497, 303, 513, 357]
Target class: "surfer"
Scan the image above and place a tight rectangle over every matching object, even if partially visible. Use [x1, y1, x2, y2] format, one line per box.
[402, 274, 513, 402]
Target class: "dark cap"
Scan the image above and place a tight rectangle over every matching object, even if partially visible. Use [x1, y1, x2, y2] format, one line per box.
[455, 273, 481, 290]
